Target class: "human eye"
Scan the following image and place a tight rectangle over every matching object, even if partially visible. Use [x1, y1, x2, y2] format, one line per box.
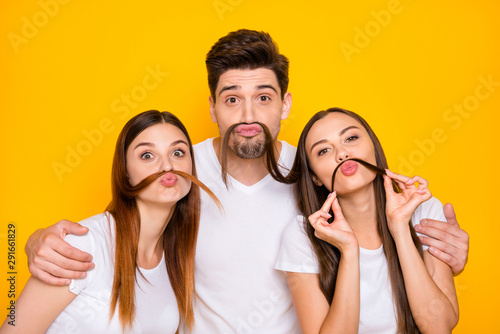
[317, 148, 330, 156]
[140, 151, 155, 160]
[226, 97, 238, 104]
[172, 149, 186, 157]
[345, 135, 359, 142]
[258, 95, 271, 102]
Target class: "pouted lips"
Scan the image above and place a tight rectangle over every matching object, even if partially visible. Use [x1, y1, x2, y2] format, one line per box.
[160, 173, 177, 187]
[236, 124, 262, 137]
[340, 160, 358, 176]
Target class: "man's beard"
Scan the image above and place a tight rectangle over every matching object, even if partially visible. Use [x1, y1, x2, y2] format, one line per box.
[228, 131, 266, 159]
[219, 122, 290, 186]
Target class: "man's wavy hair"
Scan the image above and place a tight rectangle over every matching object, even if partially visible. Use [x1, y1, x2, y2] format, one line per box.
[206, 29, 289, 101]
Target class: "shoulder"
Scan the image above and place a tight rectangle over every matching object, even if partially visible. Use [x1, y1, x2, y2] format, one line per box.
[412, 197, 446, 225]
[278, 140, 297, 169]
[193, 138, 214, 155]
[64, 213, 113, 254]
[275, 215, 319, 273]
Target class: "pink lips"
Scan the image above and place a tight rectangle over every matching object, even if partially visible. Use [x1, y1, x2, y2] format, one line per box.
[160, 172, 177, 187]
[340, 160, 358, 176]
[236, 124, 262, 137]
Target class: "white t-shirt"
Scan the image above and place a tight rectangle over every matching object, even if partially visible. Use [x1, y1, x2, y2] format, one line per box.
[275, 197, 446, 334]
[46, 213, 180, 334]
[184, 138, 300, 334]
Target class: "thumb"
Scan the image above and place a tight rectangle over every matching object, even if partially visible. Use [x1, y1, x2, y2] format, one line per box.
[444, 203, 459, 227]
[58, 220, 88, 236]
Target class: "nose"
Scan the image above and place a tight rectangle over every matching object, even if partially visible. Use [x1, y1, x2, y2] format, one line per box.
[159, 156, 173, 172]
[241, 100, 257, 124]
[337, 146, 350, 162]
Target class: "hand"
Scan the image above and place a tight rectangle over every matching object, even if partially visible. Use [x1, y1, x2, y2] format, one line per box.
[415, 203, 469, 275]
[384, 171, 432, 236]
[308, 192, 358, 252]
[25, 220, 94, 286]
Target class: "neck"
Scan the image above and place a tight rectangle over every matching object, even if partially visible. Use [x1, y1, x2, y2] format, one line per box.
[136, 200, 174, 269]
[212, 137, 282, 186]
[338, 184, 381, 249]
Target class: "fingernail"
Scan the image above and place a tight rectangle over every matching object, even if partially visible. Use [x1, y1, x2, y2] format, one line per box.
[385, 169, 392, 174]
[326, 213, 332, 218]
[89, 263, 95, 270]
[418, 235, 424, 241]
[65, 280, 71, 285]
[328, 192, 333, 198]
[80, 272, 87, 279]
[428, 247, 435, 253]
[415, 225, 421, 231]
[421, 219, 427, 225]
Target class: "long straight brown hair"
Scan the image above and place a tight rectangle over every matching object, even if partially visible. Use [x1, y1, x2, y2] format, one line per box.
[291, 107, 424, 333]
[105, 110, 199, 330]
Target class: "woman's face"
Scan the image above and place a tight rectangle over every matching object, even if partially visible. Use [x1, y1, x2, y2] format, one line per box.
[126, 123, 192, 207]
[305, 112, 377, 195]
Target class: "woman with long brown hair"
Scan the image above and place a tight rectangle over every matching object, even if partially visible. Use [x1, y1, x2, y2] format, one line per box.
[0, 110, 218, 334]
[275, 108, 458, 333]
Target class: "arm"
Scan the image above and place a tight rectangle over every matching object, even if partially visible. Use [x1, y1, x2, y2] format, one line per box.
[26, 220, 94, 285]
[290, 192, 360, 334]
[384, 172, 459, 332]
[415, 203, 469, 275]
[0, 276, 77, 334]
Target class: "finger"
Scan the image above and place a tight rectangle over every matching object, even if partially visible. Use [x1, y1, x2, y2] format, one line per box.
[383, 175, 397, 196]
[308, 210, 331, 225]
[59, 220, 90, 237]
[29, 267, 72, 286]
[44, 233, 93, 262]
[32, 255, 92, 280]
[406, 191, 432, 212]
[443, 203, 459, 227]
[426, 246, 463, 276]
[416, 219, 468, 240]
[330, 194, 346, 221]
[36, 244, 95, 273]
[385, 169, 411, 183]
[406, 175, 429, 188]
[320, 192, 337, 214]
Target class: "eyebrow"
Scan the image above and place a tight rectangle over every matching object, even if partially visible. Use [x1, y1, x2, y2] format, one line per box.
[133, 139, 189, 151]
[218, 84, 279, 96]
[309, 125, 360, 153]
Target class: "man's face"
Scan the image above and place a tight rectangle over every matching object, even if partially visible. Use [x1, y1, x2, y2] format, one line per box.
[209, 68, 292, 159]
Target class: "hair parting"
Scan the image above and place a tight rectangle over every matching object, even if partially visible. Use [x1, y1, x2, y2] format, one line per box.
[220, 122, 289, 187]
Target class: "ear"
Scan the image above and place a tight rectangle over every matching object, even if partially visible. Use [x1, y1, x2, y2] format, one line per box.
[280, 92, 292, 120]
[209, 96, 218, 123]
[311, 173, 323, 187]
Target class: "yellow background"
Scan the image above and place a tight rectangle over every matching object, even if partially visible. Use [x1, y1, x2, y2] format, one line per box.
[1, 0, 499, 332]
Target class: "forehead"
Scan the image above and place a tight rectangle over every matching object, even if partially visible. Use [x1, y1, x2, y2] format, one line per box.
[306, 112, 366, 146]
[216, 68, 280, 94]
[130, 123, 188, 146]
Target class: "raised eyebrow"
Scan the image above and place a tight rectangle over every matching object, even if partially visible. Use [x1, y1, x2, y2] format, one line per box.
[218, 85, 240, 96]
[339, 125, 360, 136]
[256, 84, 278, 94]
[171, 139, 189, 147]
[133, 142, 154, 150]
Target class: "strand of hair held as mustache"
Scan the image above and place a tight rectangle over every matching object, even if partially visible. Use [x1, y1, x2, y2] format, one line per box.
[124, 170, 222, 210]
[330, 158, 399, 193]
[220, 122, 289, 187]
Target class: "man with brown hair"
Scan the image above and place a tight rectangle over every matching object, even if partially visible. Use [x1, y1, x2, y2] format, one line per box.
[25, 29, 469, 333]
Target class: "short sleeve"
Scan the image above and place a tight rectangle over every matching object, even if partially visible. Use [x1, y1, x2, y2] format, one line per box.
[275, 216, 319, 273]
[64, 222, 97, 295]
[411, 197, 446, 251]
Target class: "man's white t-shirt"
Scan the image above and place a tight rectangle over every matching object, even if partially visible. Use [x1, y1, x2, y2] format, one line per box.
[275, 197, 446, 334]
[185, 138, 300, 334]
[46, 213, 180, 334]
